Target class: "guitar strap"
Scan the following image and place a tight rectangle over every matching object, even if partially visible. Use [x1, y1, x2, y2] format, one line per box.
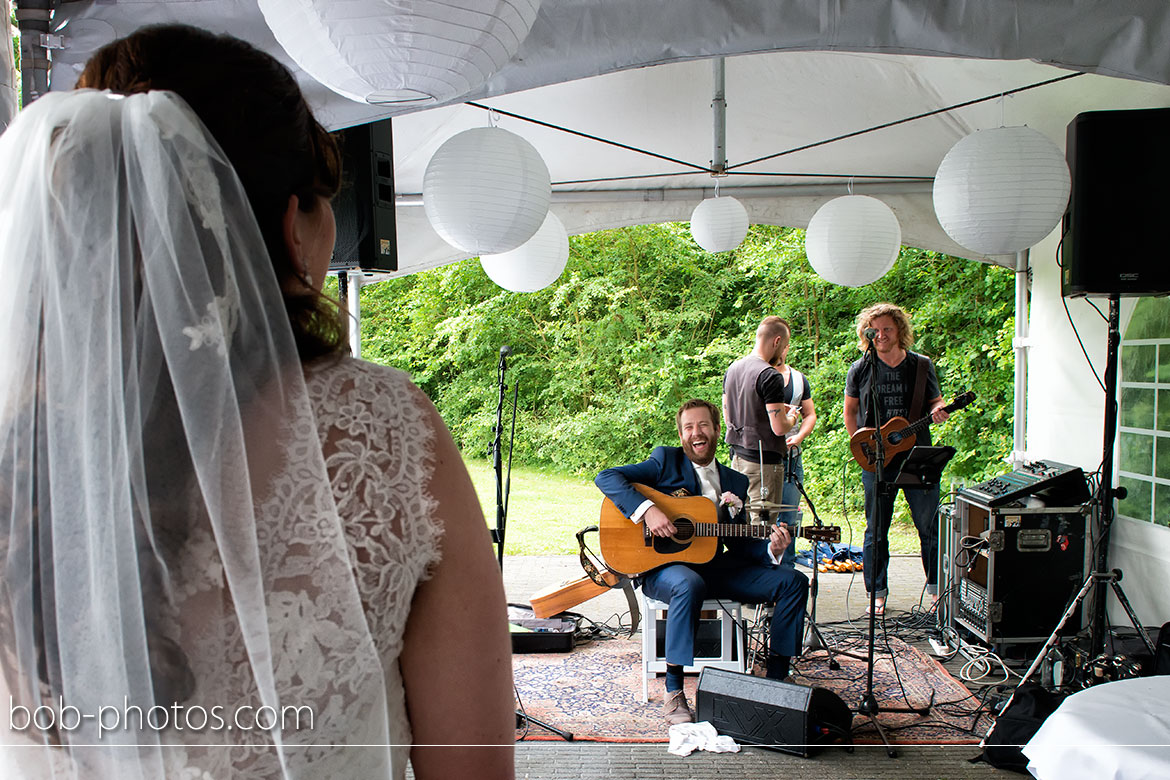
[575, 525, 640, 636]
[909, 354, 930, 420]
[787, 367, 804, 405]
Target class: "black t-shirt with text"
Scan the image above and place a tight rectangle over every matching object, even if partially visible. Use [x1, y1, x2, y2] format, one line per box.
[845, 351, 939, 446]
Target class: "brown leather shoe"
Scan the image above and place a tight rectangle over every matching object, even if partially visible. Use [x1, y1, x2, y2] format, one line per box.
[663, 689, 694, 725]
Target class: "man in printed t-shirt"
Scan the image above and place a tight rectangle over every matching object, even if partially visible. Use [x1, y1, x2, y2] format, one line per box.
[843, 303, 949, 616]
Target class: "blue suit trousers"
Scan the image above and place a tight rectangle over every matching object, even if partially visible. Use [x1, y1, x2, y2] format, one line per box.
[641, 554, 808, 667]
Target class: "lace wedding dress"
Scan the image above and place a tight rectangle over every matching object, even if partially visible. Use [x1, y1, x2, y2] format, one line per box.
[2, 359, 444, 780]
[162, 358, 445, 779]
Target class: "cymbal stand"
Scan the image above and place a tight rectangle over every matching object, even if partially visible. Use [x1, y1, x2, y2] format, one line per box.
[790, 475, 863, 667]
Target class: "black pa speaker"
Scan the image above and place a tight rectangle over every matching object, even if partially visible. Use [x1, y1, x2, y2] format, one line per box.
[695, 668, 852, 756]
[330, 118, 398, 273]
[1062, 107, 1170, 298]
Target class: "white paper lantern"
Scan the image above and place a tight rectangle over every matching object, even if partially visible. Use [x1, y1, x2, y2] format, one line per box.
[423, 126, 551, 255]
[805, 195, 901, 287]
[690, 196, 750, 252]
[481, 212, 569, 292]
[258, 0, 541, 105]
[933, 126, 1070, 255]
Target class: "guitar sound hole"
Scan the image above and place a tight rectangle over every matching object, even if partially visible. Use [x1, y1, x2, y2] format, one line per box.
[654, 518, 695, 556]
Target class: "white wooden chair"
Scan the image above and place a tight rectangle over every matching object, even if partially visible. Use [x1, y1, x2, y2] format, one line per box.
[639, 590, 746, 702]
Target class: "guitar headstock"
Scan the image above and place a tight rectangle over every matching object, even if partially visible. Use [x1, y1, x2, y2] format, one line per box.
[801, 525, 842, 543]
[949, 391, 976, 411]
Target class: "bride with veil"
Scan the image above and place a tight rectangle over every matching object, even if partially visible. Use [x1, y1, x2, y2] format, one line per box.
[0, 24, 514, 780]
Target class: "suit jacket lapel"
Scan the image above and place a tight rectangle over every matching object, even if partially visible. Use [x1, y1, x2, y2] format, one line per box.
[681, 453, 701, 497]
[714, 461, 745, 524]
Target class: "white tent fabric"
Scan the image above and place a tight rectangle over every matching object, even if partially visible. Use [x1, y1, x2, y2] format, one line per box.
[41, 0, 1170, 277]
[31, 0, 1170, 624]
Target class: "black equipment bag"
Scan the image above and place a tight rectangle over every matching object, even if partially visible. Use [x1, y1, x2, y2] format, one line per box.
[1156, 621, 1170, 675]
[979, 683, 1067, 773]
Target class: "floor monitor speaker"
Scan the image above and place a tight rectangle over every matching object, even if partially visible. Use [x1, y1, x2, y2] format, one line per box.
[1062, 107, 1170, 298]
[695, 668, 852, 756]
[330, 118, 398, 273]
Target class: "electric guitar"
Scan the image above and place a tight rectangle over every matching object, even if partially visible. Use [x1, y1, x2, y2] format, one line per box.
[849, 391, 975, 472]
[598, 484, 841, 576]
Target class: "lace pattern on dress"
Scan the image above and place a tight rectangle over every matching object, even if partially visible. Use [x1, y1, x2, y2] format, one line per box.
[161, 359, 443, 779]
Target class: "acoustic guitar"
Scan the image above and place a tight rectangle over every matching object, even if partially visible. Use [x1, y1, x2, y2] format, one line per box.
[849, 391, 975, 472]
[599, 484, 840, 576]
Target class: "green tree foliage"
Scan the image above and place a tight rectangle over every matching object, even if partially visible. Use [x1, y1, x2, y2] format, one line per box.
[358, 223, 1016, 513]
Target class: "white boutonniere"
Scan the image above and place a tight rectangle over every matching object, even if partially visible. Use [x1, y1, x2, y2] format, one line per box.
[720, 492, 743, 518]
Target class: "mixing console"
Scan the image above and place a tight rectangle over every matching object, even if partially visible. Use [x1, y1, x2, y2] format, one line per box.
[961, 459, 1091, 507]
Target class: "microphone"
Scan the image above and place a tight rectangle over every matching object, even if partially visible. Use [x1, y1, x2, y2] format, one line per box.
[863, 327, 877, 341]
[499, 345, 512, 357]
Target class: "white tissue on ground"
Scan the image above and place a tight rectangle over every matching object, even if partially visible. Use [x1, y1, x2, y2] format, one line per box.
[667, 721, 741, 756]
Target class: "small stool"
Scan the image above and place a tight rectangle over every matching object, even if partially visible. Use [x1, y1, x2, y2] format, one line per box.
[640, 591, 745, 702]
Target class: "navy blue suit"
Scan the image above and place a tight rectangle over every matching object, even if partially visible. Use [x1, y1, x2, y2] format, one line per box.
[595, 446, 808, 669]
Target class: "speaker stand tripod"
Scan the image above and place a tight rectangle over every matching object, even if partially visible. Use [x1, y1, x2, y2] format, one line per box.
[999, 568, 1156, 717]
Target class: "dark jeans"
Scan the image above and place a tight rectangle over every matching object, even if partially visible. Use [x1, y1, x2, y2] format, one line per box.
[778, 449, 804, 567]
[860, 469, 939, 598]
[641, 555, 808, 667]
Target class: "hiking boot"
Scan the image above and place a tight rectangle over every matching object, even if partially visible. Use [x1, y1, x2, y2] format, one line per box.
[663, 689, 694, 725]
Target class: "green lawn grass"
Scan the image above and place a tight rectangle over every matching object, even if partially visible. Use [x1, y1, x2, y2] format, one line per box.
[463, 457, 924, 558]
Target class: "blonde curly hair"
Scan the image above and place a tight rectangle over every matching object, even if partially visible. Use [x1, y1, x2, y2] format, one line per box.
[855, 302, 914, 352]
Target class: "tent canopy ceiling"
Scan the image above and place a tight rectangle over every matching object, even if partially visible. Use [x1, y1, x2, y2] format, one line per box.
[42, 1, 1170, 276]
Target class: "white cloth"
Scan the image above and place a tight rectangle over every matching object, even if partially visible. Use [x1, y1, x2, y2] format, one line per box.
[1023, 676, 1170, 780]
[667, 721, 741, 756]
[0, 89, 442, 779]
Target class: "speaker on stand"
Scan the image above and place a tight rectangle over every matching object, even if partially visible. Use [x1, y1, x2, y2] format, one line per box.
[330, 118, 398, 274]
[1060, 106, 1170, 657]
[1061, 107, 1170, 299]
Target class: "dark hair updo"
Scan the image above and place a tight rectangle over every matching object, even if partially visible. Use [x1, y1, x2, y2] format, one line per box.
[78, 23, 346, 361]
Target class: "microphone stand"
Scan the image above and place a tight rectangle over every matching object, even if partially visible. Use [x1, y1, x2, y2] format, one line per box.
[490, 346, 515, 567]
[492, 346, 572, 741]
[855, 331, 927, 758]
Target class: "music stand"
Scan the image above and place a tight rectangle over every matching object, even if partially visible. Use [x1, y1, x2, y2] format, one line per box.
[891, 446, 956, 488]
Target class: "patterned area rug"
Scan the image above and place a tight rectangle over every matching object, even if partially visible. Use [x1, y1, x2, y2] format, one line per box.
[513, 636, 990, 743]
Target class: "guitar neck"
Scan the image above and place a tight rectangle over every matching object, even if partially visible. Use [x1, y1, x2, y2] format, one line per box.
[692, 523, 770, 539]
[900, 413, 936, 438]
[898, 397, 966, 438]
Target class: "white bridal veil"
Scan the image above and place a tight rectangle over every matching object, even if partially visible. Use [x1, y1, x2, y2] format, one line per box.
[0, 90, 392, 777]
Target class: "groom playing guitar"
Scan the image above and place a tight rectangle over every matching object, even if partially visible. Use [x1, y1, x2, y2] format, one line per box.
[844, 302, 950, 617]
[594, 399, 809, 726]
